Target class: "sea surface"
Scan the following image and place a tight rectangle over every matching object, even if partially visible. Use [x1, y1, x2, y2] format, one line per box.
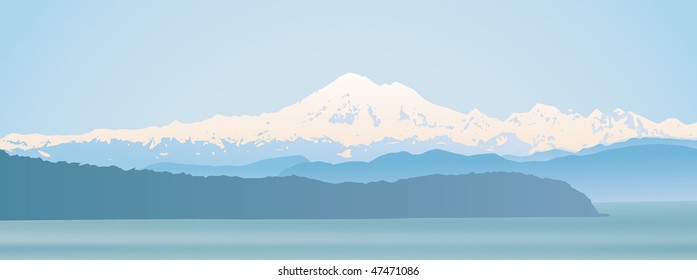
[0, 202, 695, 259]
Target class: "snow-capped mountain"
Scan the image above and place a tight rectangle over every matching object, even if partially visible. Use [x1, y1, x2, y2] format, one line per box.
[2, 73, 697, 168]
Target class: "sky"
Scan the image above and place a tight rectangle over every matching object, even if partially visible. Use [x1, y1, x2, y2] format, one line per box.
[1, 0, 696, 136]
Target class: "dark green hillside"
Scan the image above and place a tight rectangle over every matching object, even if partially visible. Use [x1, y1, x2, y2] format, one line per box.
[0, 151, 601, 219]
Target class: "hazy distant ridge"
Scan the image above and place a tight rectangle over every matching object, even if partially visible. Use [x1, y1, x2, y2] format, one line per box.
[281, 144, 697, 202]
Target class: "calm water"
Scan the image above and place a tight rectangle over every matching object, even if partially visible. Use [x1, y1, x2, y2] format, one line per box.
[0, 202, 695, 259]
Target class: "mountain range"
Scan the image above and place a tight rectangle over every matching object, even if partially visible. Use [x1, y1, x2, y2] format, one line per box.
[2, 73, 697, 169]
[142, 140, 697, 202]
[147, 155, 308, 178]
[280, 145, 697, 202]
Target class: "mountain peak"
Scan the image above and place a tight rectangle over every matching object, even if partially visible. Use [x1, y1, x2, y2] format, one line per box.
[530, 103, 560, 114]
[612, 108, 626, 114]
[661, 118, 685, 126]
[307, 73, 380, 100]
[467, 108, 487, 118]
[588, 109, 604, 119]
[330, 72, 376, 86]
[304, 73, 427, 105]
[169, 120, 184, 126]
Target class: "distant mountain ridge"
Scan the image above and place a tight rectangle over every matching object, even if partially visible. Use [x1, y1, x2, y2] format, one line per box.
[0, 151, 602, 219]
[140, 142, 697, 202]
[280, 144, 697, 202]
[504, 138, 697, 162]
[147, 155, 308, 178]
[2, 73, 697, 168]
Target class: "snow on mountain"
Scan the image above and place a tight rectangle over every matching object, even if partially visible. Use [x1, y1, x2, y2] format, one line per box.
[1, 73, 697, 167]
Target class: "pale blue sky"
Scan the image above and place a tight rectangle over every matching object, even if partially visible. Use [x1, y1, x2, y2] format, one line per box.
[1, 0, 696, 135]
